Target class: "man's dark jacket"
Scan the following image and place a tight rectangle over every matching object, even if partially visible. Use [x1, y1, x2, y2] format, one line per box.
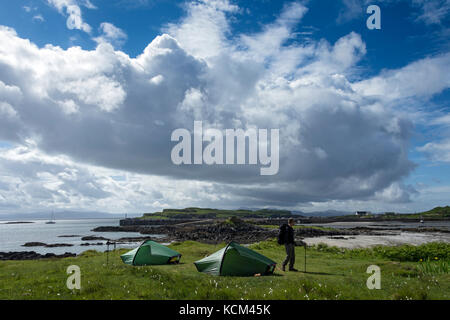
[282, 224, 295, 244]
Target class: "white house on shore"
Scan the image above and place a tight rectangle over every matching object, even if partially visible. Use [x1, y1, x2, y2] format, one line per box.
[355, 211, 370, 216]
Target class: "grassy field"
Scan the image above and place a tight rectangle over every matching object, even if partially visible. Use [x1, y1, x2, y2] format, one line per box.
[397, 206, 450, 219]
[0, 240, 448, 300]
[140, 207, 293, 219]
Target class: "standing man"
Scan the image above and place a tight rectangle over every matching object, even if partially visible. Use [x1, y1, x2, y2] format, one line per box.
[281, 218, 298, 272]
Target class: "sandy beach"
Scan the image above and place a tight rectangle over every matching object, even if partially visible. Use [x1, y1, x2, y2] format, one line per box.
[303, 231, 450, 249]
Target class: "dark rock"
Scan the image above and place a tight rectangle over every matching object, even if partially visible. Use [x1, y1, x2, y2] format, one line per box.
[91, 226, 139, 232]
[165, 221, 277, 244]
[401, 227, 450, 233]
[228, 216, 245, 225]
[80, 242, 104, 246]
[22, 242, 75, 247]
[115, 236, 157, 243]
[81, 235, 109, 241]
[2, 221, 34, 224]
[0, 251, 76, 260]
[58, 235, 82, 238]
[44, 243, 74, 248]
[93, 217, 397, 245]
[22, 242, 47, 247]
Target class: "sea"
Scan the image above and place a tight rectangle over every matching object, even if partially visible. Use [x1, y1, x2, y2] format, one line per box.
[0, 219, 163, 255]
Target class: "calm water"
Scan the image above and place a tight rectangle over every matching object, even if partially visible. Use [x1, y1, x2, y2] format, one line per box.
[0, 219, 162, 255]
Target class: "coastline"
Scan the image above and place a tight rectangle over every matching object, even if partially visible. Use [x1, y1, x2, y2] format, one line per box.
[1, 217, 449, 260]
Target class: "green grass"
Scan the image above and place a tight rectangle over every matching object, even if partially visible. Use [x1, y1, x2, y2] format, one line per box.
[417, 258, 449, 275]
[138, 215, 168, 220]
[0, 240, 448, 300]
[419, 206, 450, 218]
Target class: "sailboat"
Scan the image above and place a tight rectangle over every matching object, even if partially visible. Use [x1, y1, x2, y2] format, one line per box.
[46, 211, 56, 224]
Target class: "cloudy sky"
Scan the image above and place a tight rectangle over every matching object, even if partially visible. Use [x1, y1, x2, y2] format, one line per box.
[0, 0, 449, 215]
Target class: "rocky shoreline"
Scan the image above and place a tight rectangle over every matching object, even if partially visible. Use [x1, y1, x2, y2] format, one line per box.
[93, 217, 385, 244]
[0, 251, 76, 260]
[91, 216, 450, 245]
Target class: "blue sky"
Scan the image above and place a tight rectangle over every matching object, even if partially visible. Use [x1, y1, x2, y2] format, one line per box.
[0, 0, 449, 214]
[2, 1, 446, 67]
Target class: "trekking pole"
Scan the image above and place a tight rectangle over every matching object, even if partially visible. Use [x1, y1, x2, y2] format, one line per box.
[304, 244, 306, 273]
[107, 241, 109, 266]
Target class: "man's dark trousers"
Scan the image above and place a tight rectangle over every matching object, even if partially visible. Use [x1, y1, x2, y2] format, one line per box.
[283, 243, 295, 269]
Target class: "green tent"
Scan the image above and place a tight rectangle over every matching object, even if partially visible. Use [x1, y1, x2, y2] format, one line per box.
[120, 240, 181, 266]
[194, 241, 276, 276]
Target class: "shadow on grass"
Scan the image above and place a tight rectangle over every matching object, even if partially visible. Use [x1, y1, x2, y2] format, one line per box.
[217, 273, 284, 278]
[265, 273, 284, 277]
[145, 262, 189, 266]
[275, 269, 344, 276]
[300, 271, 345, 276]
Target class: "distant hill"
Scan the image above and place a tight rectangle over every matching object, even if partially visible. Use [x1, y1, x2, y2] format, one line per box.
[375, 206, 450, 219]
[421, 206, 450, 217]
[300, 207, 450, 218]
[139, 206, 450, 220]
[299, 210, 350, 217]
[0, 211, 142, 221]
[239, 208, 350, 217]
[397, 206, 450, 218]
[141, 207, 294, 219]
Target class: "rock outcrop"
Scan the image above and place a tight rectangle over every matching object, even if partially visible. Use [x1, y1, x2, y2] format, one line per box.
[0, 251, 76, 260]
[80, 242, 104, 246]
[81, 236, 109, 241]
[22, 242, 74, 247]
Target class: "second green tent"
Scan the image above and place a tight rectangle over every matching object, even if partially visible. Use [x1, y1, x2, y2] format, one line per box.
[194, 241, 276, 276]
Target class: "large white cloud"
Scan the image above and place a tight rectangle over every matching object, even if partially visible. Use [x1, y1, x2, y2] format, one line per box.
[1, 0, 448, 212]
[165, 0, 239, 59]
[0, 143, 225, 213]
